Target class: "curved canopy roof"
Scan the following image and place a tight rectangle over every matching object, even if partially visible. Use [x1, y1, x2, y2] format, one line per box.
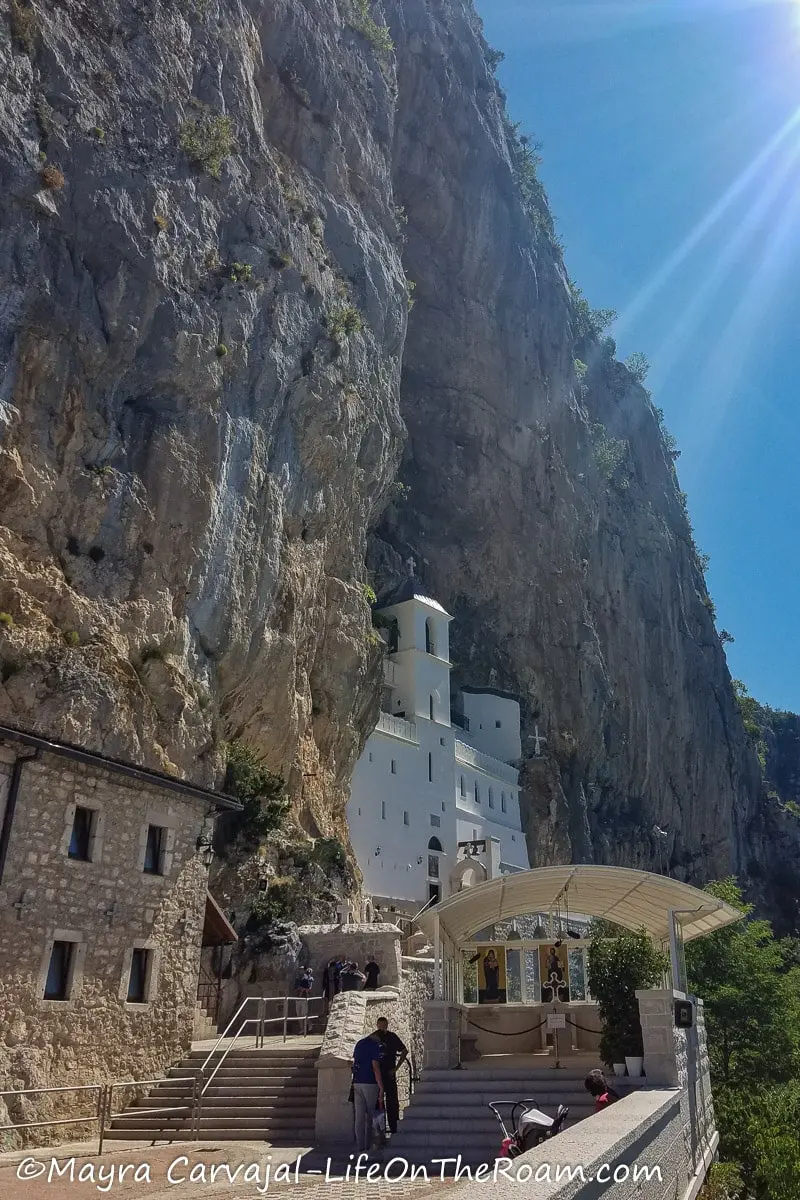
[417, 865, 743, 945]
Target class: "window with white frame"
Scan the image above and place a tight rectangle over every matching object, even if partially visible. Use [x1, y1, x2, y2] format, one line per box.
[127, 948, 152, 1003]
[390, 759, 397, 775]
[501, 792, 507, 813]
[68, 806, 96, 861]
[43, 940, 76, 1001]
[430, 814, 441, 828]
[474, 782, 480, 804]
[488, 788, 494, 809]
[403, 811, 410, 826]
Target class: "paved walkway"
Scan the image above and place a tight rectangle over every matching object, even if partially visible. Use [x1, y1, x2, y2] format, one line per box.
[0, 1139, 456, 1200]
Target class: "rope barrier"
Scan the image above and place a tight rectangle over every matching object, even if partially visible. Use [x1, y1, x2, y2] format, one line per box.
[565, 1017, 601, 1035]
[466, 1017, 548, 1036]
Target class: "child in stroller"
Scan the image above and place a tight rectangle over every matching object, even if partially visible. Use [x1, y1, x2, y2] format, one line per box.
[489, 1097, 570, 1159]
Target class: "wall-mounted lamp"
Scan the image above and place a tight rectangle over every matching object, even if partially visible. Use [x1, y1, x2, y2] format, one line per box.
[196, 831, 215, 868]
[374, 847, 382, 857]
[416, 856, 424, 865]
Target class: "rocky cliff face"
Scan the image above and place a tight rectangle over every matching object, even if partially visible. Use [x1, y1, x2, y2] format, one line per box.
[0, 0, 791, 922]
[371, 0, 768, 891]
[0, 0, 408, 842]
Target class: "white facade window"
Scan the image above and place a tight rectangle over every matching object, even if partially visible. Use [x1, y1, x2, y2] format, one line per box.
[495, 720, 502, 728]
[440, 737, 446, 747]
[472, 828, 478, 840]
[369, 752, 373, 762]
[460, 776, 466, 796]
[501, 792, 507, 813]
[488, 788, 494, 808]
[428, 854, 439, 878]
[390, 760, 397, 775]
[430, 814, 441, 828]
[474, 782, 480, 804]
[403, 811, 410, 826]
[428, 753, 433, 782]
[429, 695, 435, 720]
[441, 802, 446, 812]
[511, 834, 516, 842]
[381, 801, 387, 820]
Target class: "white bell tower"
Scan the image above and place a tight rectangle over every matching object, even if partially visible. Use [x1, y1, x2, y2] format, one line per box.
[376, 563, 452, 724]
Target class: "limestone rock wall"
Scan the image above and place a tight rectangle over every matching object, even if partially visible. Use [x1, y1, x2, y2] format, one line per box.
[371, 0, 766, 891]
[0, 0, 407, 842]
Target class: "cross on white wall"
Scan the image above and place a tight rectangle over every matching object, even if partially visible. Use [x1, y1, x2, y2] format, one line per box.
[532, 725, 547, 757]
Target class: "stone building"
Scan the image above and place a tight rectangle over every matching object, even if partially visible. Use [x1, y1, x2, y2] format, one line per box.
[0, 723, 240, 1137]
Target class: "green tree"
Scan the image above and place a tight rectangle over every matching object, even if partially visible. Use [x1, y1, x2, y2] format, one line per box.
[687, 879, 800, 1199]
[224, 741, 288, 843]
[587, 928, 668, 1065]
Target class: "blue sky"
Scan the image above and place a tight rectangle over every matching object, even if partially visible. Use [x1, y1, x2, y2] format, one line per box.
[476, 0, 800, 711]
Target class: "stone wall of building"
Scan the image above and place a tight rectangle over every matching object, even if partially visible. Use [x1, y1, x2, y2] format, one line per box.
[0, 749, 210, 1147]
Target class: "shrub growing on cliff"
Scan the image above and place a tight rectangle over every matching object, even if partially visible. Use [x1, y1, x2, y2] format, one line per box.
[570, 280, 616, 341]
[9, 0, 39, 55]
[624, 351, 650, 384]
[347, 0, 394, 56]
[224, 741, 289, 842]
[0, 612, 14, 630]
[312, 837, 348, 876]
[591, 424, 628, 485]
[327, 304, 363, 342]
[179, 108, 235, 179]
[40, 164, 65, 190]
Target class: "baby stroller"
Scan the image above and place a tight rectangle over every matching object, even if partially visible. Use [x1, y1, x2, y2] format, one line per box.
[489, 1098, 570, 1159]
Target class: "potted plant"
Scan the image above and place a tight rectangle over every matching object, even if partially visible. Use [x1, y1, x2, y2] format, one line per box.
[587, 925, 669, 1079]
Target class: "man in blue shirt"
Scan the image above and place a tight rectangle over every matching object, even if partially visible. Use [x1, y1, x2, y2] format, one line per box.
[352, 1030, 384, 1153]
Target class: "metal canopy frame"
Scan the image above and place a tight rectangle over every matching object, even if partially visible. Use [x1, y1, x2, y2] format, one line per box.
[418, 865, 743, 1000]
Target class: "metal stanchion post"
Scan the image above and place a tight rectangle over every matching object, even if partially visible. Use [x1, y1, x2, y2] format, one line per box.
[97, 1085, 109, 1155]
[282, 996, 289, 1043]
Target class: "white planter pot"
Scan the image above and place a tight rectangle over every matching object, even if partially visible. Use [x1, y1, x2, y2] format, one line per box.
[625, 1056, 644, 1077]
[612, 1062, 627, 1077]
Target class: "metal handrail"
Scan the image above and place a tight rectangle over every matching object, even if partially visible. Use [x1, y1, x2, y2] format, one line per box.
[100, 1075, 201, 1153]
[0, 1082, 104, 1141]
[199, 995, 323, 1097]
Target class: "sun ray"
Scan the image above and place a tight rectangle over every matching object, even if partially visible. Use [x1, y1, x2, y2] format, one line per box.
[647, 135, 800, 391]
[614, 106, 800, 338]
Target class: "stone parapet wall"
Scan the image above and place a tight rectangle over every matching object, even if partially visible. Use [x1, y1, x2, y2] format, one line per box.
[299, 923, 403, 988]
[423, 1000, 462, 1069]
[0, 751, 209, 1147]
[315, 954, 433, 1144]
[446, 1089, 713, 1200]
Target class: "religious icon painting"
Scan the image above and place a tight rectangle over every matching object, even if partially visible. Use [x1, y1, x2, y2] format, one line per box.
[539, 943, 570, 1003]
[473, 946, 507, 1004]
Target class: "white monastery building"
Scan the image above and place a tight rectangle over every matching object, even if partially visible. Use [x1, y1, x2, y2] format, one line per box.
[347, 575, 530, 912]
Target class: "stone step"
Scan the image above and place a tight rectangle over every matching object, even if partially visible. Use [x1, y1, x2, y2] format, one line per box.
[169, 1067, 317, 1080]
[422, 1075, 597, 1084]
[150, 1086, 318, 1099]
[185, 1049, 321, 1060]
[104, 1127, 314, 1142]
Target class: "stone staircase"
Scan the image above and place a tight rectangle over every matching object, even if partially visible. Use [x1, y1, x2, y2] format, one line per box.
[107, 1043, 321, 1142]
[388, 1065, 634, 1167]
